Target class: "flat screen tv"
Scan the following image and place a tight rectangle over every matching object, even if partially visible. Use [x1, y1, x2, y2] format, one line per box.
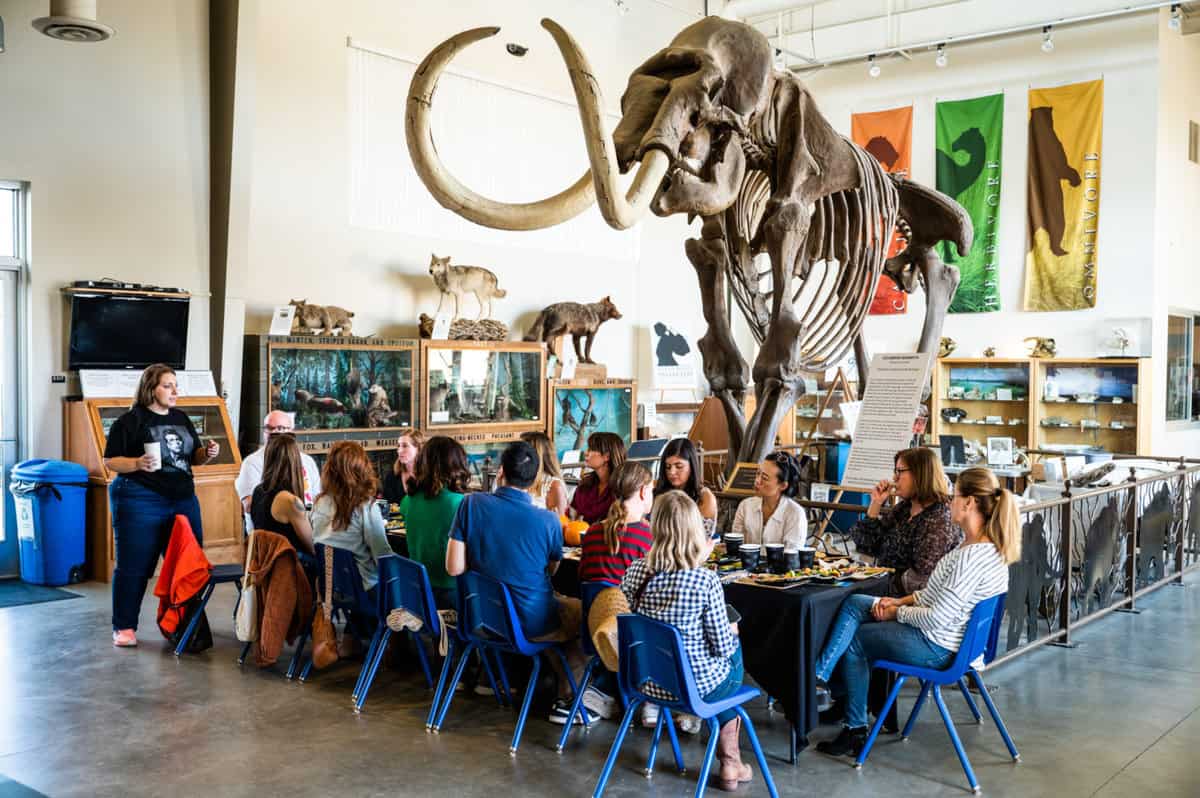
[68, 293, 189, 370]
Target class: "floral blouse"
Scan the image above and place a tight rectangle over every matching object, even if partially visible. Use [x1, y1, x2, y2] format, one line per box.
[850, 499, 961, 596]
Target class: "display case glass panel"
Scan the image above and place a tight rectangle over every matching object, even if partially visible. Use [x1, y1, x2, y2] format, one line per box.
[550, 381, 636, 460]
[422, 343, 544, 431]
[94, 400, 239, 467]
[268, 342, 415, 431]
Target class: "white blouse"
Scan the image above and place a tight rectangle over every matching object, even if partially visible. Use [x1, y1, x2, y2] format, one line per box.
[732, 496, 808, 549]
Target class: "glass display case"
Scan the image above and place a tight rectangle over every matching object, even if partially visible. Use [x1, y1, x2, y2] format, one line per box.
[421, 341, 546, 434]
[549, 380, 637, 460]
[931, 359, 1035, 451]
[1033, 358, 1149, 455]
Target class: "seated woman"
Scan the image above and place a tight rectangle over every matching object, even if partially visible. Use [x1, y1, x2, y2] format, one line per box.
[310, 441, 391, 593]
[521, 430, 569, 517]
[569, 431, 627, 525]
[381, 429, 424, 504]
[850, 446, 961, 596]
[731, 451, 807, 549]
[621, 491, 752, 792]
[654, 438, 718, 533]
[399, 435, 470, 610]
[249, 433, 316, 568]
[812, 466, 1019, 757]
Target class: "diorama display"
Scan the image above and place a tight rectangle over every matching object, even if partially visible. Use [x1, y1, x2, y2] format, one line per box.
[421, 340, 545, 433]
[523, 297, 623, 365]
[428, 253, 508, 320]
[549, 380, 636, 459]
[289, 299, 355, 336]
[405, 15, 971, 471]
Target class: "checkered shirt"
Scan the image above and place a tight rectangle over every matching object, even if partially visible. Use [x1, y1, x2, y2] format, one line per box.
[620, 558, 738, 700]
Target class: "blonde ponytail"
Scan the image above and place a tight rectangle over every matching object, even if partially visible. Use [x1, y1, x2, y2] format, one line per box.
[955, 466, 1022, 564]
[600, 461, 652, 555]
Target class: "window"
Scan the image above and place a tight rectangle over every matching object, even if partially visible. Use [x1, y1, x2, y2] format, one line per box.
[0, 187, 14, 258]
[1166, 312, 1200, 423]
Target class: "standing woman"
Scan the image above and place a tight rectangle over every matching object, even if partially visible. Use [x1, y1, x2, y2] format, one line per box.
[520, 431, 569, 517]
[569, 432, 627, 524]
[381, 429, 424, 504]
[731, 451, 807, 550]
[654, 438, 718, 529]
[104, 364, 219, 647]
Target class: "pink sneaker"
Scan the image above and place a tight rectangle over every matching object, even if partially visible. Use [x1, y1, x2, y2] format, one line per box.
[112, 629, 137, 648]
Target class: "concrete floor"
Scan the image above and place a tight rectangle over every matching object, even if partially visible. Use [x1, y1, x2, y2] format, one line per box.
[1, 576, 1198, 798]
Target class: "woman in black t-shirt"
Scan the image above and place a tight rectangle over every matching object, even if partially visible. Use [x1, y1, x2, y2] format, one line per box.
[249, 433, 315, 565]
[103, 364, 219, 648]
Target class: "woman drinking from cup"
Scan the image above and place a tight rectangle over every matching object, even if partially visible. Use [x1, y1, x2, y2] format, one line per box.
[850, 447, 960, 596]
[103, 364, 219, 648]
[731, 451, 807, 550]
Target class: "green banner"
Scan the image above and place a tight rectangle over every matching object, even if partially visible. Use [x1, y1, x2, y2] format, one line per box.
[936, 93, 1004, 313]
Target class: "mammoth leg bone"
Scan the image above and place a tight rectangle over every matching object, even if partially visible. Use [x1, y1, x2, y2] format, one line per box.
[688, 216, 749, 456]
[913, 247, 961, 360]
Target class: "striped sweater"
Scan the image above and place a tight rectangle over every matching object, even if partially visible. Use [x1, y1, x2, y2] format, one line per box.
[897, 542, 1008, 652]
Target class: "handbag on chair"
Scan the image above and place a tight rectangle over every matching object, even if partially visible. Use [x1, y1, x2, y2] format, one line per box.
[234, 532, 258, 642]
[311, 546, 340, 669]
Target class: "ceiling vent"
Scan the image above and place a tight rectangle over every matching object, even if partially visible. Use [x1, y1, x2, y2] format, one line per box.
[32, 0, 114, 43]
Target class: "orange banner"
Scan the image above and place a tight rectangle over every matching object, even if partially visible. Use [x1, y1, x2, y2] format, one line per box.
[852, 106, 913, 315]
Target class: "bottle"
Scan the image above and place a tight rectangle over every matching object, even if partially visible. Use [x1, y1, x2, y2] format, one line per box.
[1044, 373, 1059, 401]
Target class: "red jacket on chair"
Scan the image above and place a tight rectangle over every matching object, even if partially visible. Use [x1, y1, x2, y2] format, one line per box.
[154, 514, 212, 637]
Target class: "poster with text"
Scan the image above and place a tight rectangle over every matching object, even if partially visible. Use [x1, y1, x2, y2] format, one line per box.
[852, 105, 913, 315]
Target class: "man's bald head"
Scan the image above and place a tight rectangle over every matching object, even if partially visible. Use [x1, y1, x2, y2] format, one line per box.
[262, 410, 295, 444]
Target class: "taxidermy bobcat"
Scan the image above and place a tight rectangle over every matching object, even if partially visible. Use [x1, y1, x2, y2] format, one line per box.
[289, 299, 354, 337]
[428, 253, 507, 320]
[524, 296, 623, 364]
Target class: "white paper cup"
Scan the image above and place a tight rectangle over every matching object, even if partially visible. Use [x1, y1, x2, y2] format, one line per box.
[143, 442, 162, 471]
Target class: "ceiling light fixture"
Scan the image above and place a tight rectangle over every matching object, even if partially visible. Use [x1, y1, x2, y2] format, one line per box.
[1041, 25, 1055, 53]
[935, 43, 947, 68]
[1168, 4, 1182, 31]
[0, 16, 5, 53]
[614, 0, 630, 16]
[868, 54, 881, 78]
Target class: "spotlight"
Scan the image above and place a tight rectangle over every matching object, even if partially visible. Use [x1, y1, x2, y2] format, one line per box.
[1041, 25, 1055, 53]
[614, 0, 630, 15]
[1169, 4, 1182, 31]
[505, 42, 528, 57]
[935, 43, 947, 68]
[868, 54, 881, 78]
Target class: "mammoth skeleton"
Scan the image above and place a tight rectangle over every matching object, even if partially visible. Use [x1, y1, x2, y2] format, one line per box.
[407, 17, 969, 465]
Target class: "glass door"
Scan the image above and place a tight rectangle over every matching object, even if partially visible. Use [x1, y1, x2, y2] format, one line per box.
[0, 182, 25, 578]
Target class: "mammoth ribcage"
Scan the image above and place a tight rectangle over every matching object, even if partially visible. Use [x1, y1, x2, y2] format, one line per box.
[726, 142, 898, 373]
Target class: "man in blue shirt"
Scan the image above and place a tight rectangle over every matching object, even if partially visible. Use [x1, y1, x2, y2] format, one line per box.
[446, 441, 585, 722]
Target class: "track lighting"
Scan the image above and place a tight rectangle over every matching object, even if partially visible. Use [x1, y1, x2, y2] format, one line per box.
[614, 0, 630, 15]
[868, 54, 881, 78]
[1168, 4, 1182, 32]
[935, 43, 947, 68]
[1041, 25, 1054, 53]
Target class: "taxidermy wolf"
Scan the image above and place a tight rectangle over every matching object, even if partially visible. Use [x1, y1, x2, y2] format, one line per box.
[524, 296, 623, 364]
[429, 253, 508, 320]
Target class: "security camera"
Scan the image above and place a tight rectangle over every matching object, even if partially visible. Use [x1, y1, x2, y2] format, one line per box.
[506, 43, 528, 57]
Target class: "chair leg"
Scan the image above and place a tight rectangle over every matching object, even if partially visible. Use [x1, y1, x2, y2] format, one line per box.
[552, 646, 589, 725]
[427, 637, 457, 731]
[957, 677, 983, 723]
[354, 628, 392, 713]
[299, 655, 315, 682]
[238, 641, 252, 666]
[970, 671, 1020, 761]
[557, 658, 597, 753]
[286, 632, 309, 680]
[412, 630, 434, 688]
[693, 718, 722, 798]
[933, 685, 980, 793]
[434, 642, 476, 731]
[354, 625, 386, 699]
[173, 583, 215, 657]
[646, 706, 667, 776]
[509, 655, 541, 755]
[902, 680, 933, 739]
[856, 674, 907, 768]
[737, 707, 779, 798]
[593, 700, 641, 798]
[483, 648, 510, 707]
[666, 708, 685, 774]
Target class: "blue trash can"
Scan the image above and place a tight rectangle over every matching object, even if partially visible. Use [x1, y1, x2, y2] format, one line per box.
[9, 459, 89, 586]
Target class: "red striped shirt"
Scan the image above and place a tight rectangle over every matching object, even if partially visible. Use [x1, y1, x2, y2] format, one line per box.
[578, 520, 653, 586]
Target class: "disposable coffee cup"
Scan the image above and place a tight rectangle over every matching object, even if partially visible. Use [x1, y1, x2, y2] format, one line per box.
[783, 548, 802, 572]
[765, 543, 786, 574]
[739, 543, 761, 572]
[796, 547, 816, 569]
[143, 442, 162, 472]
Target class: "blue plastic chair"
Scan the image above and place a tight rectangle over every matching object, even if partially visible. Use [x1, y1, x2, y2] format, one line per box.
[594, 614, 779, 798]
[297, 544, 378, 682]
[351, 555, 439, 712]
[432, 571, 580, 755]
[173, 563, 245, 656]
[855, 593, 1020, 794]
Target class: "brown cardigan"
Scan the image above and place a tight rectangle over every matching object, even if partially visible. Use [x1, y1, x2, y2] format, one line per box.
[247, 530, 314, 667]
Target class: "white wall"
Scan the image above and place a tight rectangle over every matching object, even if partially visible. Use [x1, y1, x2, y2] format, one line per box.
[0, 0, 211, 458]
[232, 0, 708, 404]
[804, 14, 1160, 363]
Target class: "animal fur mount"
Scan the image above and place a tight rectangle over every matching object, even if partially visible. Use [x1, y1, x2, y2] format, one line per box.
[1025, 337, 1057, 358]
[366, 384, 398, 427]
[417, 313, 508, 341]
[429, 254, 507, 320]
[939, 337, 957, 358]
[294, 388, 346, 415]
[406, 16, 971, 467]
[523, 297, 623, 364]
[289, 299, 354, 336]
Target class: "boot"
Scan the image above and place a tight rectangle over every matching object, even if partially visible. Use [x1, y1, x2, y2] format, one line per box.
[716, 717, 753, 791]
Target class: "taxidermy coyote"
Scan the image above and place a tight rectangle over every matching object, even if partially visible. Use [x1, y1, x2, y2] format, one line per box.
[524, 296, 623, 364]
[429, 253, 507, 320]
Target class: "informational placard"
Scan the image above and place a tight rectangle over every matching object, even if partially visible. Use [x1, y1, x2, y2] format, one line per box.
[810, 483, 831, 503]
[80, 370, 217, 399]
[842, 353, 932, 490]
[722, 462, 761, 495]
[559, 350, 578, 381]
[651, 322, 697, 387]
[431, 312, 453, 341]
[640, 401, 657, 430]
[269, 305, 296, 336]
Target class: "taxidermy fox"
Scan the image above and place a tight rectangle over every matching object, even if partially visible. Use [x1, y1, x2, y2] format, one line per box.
[524, 296, 623, 364]
[429, 253, 507, 320]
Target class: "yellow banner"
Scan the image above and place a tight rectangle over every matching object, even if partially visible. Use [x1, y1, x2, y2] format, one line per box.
[1023, 79, 1103, 311]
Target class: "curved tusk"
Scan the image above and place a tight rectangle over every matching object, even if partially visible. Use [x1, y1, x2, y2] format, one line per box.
[405, 26, 596, 231]
[540, 19, 670, 231]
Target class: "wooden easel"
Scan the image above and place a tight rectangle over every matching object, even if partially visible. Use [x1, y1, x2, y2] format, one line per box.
[803, 368, 860, 542]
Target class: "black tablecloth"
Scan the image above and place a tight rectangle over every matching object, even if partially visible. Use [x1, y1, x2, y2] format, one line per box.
[724, 576, 890, 746]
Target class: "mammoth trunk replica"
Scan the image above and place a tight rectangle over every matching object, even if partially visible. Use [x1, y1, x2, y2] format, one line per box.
[407, 17, 970, 468]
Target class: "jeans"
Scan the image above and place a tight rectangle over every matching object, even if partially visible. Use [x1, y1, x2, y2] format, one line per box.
[702, 644, 745, 727]
[814, 594, 952, 728]
[110, 477, 203, 631]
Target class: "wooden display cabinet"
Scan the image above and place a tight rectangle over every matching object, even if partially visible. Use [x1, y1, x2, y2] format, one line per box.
[548, 379, 637, 460]
[420, 340, 547, 436]
[63, 396, 244, 582]
[1031, 358, 1149, 455]
[931, 359, 1035, 450]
